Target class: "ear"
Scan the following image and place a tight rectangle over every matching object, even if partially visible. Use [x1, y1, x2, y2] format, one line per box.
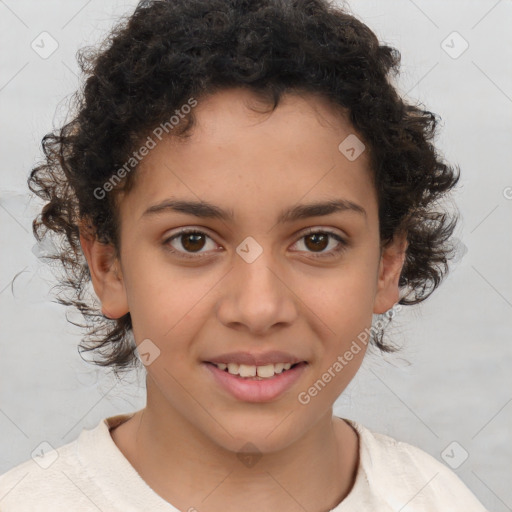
[373, 231, 408, 315]
[79, 219, 129, 319]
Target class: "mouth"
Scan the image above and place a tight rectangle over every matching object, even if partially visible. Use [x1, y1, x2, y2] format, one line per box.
[203, 361, 308, 402]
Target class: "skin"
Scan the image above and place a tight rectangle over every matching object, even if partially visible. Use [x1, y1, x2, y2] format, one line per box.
[80, 87, 407, 512]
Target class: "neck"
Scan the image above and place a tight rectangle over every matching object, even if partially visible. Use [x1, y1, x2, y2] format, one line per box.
[111, 379, 359, 512]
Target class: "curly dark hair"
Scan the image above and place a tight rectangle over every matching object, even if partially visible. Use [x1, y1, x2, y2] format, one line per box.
[28, 0, 460, 377]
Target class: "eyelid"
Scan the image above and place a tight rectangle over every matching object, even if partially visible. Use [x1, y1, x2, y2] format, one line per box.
[299, 225, 347, 239]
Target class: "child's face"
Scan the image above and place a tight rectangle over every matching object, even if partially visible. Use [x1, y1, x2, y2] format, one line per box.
[85, 87, 405, 453]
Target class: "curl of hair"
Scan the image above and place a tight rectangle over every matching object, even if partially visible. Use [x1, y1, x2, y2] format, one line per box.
[28, 0, 461, 376]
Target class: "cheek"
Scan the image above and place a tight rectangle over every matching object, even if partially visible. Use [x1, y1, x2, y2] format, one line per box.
[297, 282, 372, 409]
[296, 256, 377, 393]
[303, 261, 378, 335]
[123, 255, 217, 356]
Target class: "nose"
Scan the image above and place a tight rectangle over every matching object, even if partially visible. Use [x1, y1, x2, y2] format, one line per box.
[215, 245, 298, 336]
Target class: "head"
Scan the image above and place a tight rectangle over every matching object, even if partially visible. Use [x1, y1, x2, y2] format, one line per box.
[29, 0, 460, 451]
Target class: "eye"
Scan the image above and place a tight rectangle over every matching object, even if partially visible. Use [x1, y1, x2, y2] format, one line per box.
[163, 227, 347, 260]
[163, 228, 219, 259]
[291, 228, 348, 259]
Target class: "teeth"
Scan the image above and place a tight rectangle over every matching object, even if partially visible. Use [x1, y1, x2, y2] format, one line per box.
[256, 364, 275, 378]
[215, 362, 297, 378]
[227, 363, 239, 375]
[238, 364, 256, 377]
[274, 363, 285, 374]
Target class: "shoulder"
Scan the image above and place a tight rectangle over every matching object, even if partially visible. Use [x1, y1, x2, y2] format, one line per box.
[0, 423, 105, 511]
[344, 419, 488, 511]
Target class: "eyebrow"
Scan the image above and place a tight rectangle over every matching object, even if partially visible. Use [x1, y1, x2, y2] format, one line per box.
[141, 198, 366, 224]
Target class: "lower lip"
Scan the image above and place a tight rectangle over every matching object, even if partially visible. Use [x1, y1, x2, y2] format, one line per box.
[204, 362, 308, 402]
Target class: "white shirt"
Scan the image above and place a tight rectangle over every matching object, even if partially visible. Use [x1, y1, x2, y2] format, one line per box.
[0, 412, 488, 511]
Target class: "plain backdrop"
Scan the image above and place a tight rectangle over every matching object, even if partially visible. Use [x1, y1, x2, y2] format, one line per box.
[1, 1, 511, 510]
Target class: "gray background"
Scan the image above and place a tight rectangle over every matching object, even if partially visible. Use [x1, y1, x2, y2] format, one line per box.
[1, 0, 511, 510]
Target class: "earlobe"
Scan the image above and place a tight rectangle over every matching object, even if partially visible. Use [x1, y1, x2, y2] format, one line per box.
[373, 233, 408, 315]
[79, 220, 129, 319]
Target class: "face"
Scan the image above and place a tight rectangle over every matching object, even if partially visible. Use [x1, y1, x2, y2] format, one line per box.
[83, 88, 405, 454]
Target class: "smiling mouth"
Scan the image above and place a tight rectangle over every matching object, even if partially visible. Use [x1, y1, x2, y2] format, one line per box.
[205, 361, 306, 380]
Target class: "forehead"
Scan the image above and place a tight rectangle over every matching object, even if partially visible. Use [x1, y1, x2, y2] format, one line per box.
[119, 88, 377, 225]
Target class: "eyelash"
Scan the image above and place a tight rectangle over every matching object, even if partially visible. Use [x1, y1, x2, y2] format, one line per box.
[162, 227, 348, 260]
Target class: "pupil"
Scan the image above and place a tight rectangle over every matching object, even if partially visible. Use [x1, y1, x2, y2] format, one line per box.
[305, 233, 328, 252]
[183, 233, 205, 252]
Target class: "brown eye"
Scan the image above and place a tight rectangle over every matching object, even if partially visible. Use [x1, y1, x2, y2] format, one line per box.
[163, 228, 219, 259]
[181, 232, 207, 252]
[304, 232, 329, 252]
[293, 229, 348, 259]
[163, 227, 347, 261]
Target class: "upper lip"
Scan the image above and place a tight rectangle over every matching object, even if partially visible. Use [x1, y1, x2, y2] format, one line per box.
[206, 351, 306, 366]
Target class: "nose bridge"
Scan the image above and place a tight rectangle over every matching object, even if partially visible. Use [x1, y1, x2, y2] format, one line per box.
[235, 234, 284, 307]
[237, 238, 279, 294]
